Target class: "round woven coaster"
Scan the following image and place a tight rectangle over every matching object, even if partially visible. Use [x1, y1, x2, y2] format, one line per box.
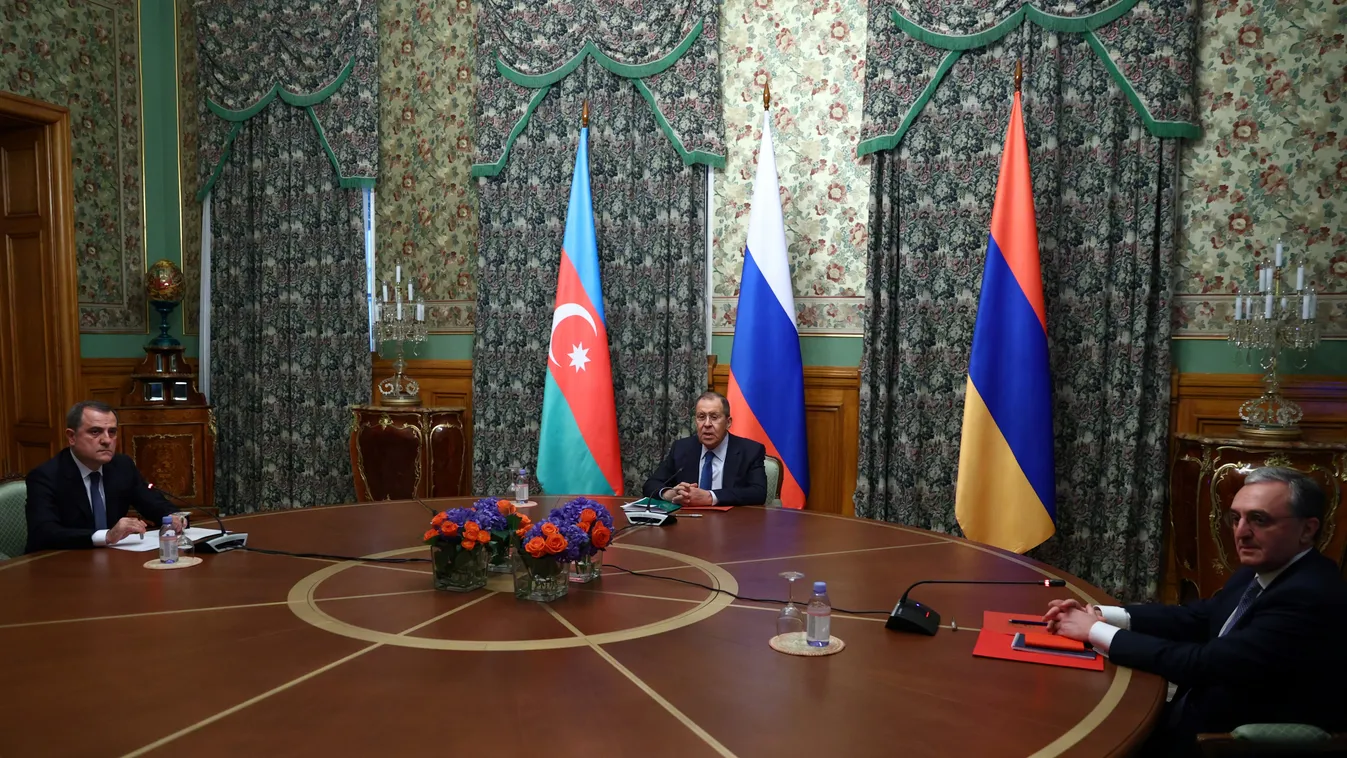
[769, 632, 845, 656]
[143, 556, 203, 570]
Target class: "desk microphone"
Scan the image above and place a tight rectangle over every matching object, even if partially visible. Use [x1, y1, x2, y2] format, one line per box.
[628, 466, 689, 526]
[147, 483, 248, 553]
[886, 578, 1067, 635]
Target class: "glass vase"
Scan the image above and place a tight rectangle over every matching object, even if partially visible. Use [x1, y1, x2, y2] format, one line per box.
[569, 549, 603, 583]
[488, 540, 513, 573]
[431, 542, 489, 592]
[512, 549, 569, 602]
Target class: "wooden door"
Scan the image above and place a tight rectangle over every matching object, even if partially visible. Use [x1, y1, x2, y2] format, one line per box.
[0, 124, 62, 474]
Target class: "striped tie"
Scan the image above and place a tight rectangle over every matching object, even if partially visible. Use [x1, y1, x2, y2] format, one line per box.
[1219, 579, 1262, 637]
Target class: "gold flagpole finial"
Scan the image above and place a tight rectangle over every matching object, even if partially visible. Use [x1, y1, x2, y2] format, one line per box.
[1014, 61, 1022, 94]
[763, 80, 771, 111]
[582, 100, 590, 128]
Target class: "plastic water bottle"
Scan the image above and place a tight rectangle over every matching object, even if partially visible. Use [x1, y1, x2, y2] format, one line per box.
[806, 581, 831, 647]
[514, 468, 529, 504]
[159, 516, 178, 564]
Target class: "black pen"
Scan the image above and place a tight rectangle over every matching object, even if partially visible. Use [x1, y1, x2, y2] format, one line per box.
[1010, 619, 1048, 626]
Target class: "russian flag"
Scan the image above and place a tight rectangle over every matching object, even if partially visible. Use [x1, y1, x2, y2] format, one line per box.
[954, 89, 1055, 553]
[536, 126, 623, 496]
[727, 111, 809, 509]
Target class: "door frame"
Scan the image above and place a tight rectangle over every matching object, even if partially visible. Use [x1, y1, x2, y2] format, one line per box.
[0, 91, 81, 469]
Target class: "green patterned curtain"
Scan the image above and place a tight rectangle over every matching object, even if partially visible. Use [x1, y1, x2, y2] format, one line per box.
[197, 0, 378, 512]
[471, 0, 721, 496]
[857, 3, 1195, 601]
[473, 65, 708, 496]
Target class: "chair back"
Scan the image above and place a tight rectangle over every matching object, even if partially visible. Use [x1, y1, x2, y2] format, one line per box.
[0, 475, 27, 559]
[1197, 724, 1347, 757]
[762, 455, 783, 507]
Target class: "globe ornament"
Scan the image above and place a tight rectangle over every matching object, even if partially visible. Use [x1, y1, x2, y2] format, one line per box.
[145, 259, 184, 348]
[146, 259, 186, 303]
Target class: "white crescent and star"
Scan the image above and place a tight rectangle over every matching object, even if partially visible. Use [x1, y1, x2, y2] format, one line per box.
[549, 302, 598, 370]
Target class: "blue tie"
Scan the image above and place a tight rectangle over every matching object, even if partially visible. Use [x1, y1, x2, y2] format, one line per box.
[89, 471, 107, 530]
[1219, 579, 1262, 637]
[700, 451, 715, 491]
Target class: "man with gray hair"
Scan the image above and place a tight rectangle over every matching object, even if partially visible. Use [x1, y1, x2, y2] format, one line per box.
[25, 401, 181, 552]
[1043, 467, 1347, 754]
[641, 391, 767, 506]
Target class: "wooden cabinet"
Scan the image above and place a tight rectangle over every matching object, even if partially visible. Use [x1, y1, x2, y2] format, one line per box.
[116, 405, 216, 512]
[349, 405, 469, 501]
[1164, 433, 1347, 603]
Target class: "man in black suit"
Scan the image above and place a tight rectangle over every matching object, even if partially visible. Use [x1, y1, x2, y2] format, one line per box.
[641, 392, 767, 507]
[1044, 467, 1347, 754]
[25, 401, 181, 552]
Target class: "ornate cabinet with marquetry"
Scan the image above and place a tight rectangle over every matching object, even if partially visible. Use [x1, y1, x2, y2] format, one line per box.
[116, 405, 216, 513]
[1164, 433, 1346, 603]
[349, 405, 468, 501]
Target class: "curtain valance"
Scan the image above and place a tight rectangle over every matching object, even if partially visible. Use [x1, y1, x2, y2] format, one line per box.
[195, 0, 379, 199]
[859, 0, 1201, 156]
[472, 0, 725, 177]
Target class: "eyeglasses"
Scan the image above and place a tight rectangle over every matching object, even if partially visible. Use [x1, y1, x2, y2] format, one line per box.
[1223, 510, 1300, 530]
[694, 413, 725, 424]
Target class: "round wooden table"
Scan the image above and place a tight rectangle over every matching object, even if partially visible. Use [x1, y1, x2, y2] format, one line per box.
[0, 497, 1164, 757]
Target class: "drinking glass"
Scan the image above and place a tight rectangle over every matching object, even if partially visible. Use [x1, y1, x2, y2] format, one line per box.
[776, 571, 806, 636]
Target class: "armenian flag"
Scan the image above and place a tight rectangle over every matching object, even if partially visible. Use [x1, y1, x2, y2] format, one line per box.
[953, 89, 1055, 552]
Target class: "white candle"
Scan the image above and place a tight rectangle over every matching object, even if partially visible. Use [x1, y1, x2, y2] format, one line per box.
[1281, 296, 1287, 312]
[1247, 295, 1254, 319]
[1234, 296, 1243, 320]
[382, 283, 388, 302]
[396, 265, 401, 283]
[1296, 266, 1304, 290]
[1302, 295, 1310, 320]
[1274, 243, 1283, 267]
[396, 302, 402, 320]
[408, 282, 414, 301]
[1265, 294, 1273, 318]
[374, 302, 380, 321]
[1258, 267, 1265, 291]
[417, 303, 425, 321]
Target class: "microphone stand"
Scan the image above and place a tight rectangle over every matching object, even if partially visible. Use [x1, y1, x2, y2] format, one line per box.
[148, 484, 248, 553]
[886, 578, 1067, 635]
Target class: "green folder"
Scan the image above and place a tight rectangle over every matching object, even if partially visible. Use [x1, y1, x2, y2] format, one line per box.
[626, 497, 682, 513]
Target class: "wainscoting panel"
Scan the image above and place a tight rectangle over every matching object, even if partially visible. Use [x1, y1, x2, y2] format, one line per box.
[369, 358, 475, 490]
[710, 364, 861, 516]
[1170, 372, 1347, 441]
[80, 358, 139, 408]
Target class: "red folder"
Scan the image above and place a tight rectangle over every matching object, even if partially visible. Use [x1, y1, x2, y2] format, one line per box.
[972, 611, 1105, 671]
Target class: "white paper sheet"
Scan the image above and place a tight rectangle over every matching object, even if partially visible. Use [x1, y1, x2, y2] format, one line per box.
[108, 527, 220, 552]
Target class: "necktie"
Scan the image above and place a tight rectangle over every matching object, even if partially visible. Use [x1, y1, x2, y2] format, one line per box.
[89, 471, 107, 530]
[700, 451, 715, 491]
[1219, 579, 1263, 637]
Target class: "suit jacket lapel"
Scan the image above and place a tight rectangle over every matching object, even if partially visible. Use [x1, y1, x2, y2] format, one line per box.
[722, 436, 741, 489]
[61, 450, 95, 521]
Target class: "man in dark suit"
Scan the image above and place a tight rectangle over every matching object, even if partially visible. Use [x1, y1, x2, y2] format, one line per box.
[25, 401, 181, 552]
[641, 392, 768, 507]
[1044, 467, 1347, 754]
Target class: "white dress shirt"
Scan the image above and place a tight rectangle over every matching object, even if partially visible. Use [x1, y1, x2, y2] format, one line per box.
[1087, 547, 1314, 653]
[71, 450, 110, 547]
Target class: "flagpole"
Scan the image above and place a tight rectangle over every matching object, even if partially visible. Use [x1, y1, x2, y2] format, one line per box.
[1014, 60, 1022, 93]
[763, 80, 770, 110]
[582, 99, 589, 128]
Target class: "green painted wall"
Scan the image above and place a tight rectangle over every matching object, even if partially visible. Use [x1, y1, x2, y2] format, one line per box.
[81, 0, 189, 358]
[105, 4, 1345, 377]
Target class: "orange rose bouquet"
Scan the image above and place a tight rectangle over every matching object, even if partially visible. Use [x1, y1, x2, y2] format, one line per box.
[473, 497, 530, 573]
[423, 507, 491, 592]
[549, 497, 614, 583]
[511, 516, 587, 602]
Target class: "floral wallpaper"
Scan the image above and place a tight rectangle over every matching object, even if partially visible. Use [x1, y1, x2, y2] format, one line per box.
[1173, 0, 1346, 337]
[711, 0, 870, 335]
[178, 0, 201, 334]
[2, 0, 147, 333]
[376, 0, 479, 333]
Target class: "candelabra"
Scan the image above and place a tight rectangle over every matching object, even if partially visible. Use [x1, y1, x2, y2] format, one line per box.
[1226, 240, 1321, 439]
[375, 269, 428, 405]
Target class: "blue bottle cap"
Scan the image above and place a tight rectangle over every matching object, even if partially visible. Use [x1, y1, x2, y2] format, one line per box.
[814, 581, 826, 593]
[162, 516, 173, 524]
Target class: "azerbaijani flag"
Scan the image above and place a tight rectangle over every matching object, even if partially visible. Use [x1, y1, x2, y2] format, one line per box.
[536, 126, 623, 496]
[726, 110, 809, 509]
[953, 89, 1055, 553]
